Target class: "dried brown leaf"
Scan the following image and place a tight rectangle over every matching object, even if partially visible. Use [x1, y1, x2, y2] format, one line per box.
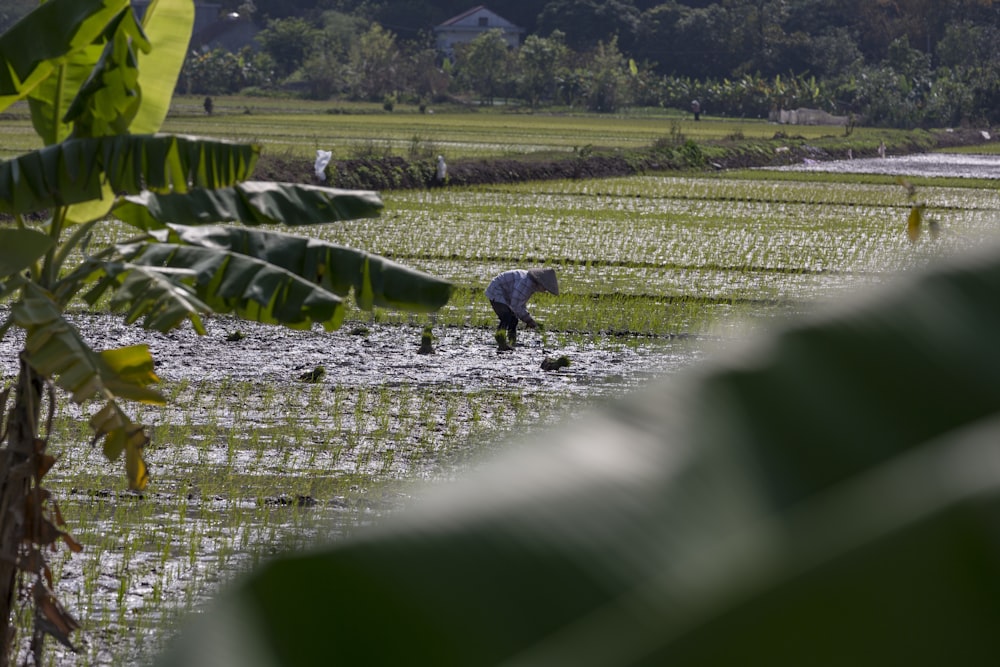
[61, 532, 83, 554]
[17, 548, 44, 575]
[35, 581, 80, 636]
[35, 453, 56, 480]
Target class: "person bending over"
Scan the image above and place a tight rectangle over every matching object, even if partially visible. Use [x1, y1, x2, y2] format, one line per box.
[485, 268, 559, 347]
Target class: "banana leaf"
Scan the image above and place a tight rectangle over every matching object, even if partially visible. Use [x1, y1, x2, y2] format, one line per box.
[0, 229, 53, 279]
[0, 134, 259, 218]
[156, 241, 1000, 666]
[113, 182, 384, 230]
[13, 284, 161, 490]
[60, 8, 148, 135]
[75, 261, 210, 334]
[117, 224, 452, 328]
[130, 0, 195, 134]
[0, 0, 129, 112]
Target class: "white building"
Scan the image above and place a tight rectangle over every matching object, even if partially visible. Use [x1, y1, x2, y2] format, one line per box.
[434, 6, 524, 56]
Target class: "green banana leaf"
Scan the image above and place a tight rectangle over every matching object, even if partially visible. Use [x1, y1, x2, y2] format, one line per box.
[12, 284, 161, 490]
[0, 134, 259, 218]
[130, 0, 195, 134]
[0, 229, 53, 278]
[116, 224, 452, 330]
[157, 242, 1000, 667]
[0, 0, 129, 112]
[113, 182, 384, 230]
[75, 261, 210, 334]
[13, 284, 164, 406]
[28, 40, 110, 146]
[29, 6, 147, 145]
[58, 7, 149, 140]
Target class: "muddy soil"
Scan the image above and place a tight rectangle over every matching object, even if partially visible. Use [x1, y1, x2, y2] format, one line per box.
[7, 313, 712, 665]
[0, 311, 704, 399]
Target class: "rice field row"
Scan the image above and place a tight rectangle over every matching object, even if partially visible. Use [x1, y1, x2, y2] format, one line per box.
[3, 104, 998, 664]
[53, 171, 1000, 339]
[324, 176, 1000, 334]
[37, 373, 572, 665]
[0, 96, 898, 161]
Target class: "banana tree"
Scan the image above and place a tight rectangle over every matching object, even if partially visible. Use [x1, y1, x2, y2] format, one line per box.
[0, 0, 451, 662]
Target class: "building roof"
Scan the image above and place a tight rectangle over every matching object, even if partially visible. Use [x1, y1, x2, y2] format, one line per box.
[437, 5, 488, 27]
[435, 5, 522, 31]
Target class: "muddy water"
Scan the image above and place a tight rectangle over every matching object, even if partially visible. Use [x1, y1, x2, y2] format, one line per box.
[3, 311, 714, 665]
[0, 311, 708, 399]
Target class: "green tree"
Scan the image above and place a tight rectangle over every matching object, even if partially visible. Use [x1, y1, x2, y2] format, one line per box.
[455, 28, 514, 106]
[400, 37, 451, 103]
[255, 16, 321, 79]
[672, 4, 739, 79]
[936, 20, 1000, 70]
[582, 36, 632, 112]
[300, 50, 345, 99]
[517, 31, 571, 108]
[346, 23, 401, 101]
[801, 26, 865, 79]
[0, 0, 451, 662]
[180, 47, 272, 95]
[0, 0, 33, 35]
[635, 1, 684, 71]
[318, 9, 368, 61]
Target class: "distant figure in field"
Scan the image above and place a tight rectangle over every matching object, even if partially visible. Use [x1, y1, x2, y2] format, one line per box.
[486, 268, 559, 348]
[203, 96, 214, 115]
[878, 140, 887, 158]
[436, 155, 448, 184]
[691, 99, 701, 121]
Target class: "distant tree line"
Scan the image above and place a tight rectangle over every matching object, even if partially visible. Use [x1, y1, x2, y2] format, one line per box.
[135, 1, 1000, 126]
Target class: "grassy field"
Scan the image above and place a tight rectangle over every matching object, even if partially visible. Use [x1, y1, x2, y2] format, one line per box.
[1, 100, 999, 664]
[0, 95, 907, 162]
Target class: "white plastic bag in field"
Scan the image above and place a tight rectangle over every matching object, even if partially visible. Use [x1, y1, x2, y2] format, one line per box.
[314, 149, 333, 181]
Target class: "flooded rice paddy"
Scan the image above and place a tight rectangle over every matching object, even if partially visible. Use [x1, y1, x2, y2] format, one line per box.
[6, 152, 1000, 664]
[771, 150, 1000, 180]
[3, 311, 712, 665]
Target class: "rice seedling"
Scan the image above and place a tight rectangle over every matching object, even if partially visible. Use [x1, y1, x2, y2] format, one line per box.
[8, 133, 995, 664]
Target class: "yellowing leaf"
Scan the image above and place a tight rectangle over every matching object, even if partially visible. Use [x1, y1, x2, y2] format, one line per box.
[907, 205, 923, 243]
[92, 403, 131, 450]
[357, 257, 375, 311]
[124, 428, 150, 491]
[65, 183, 115, 224]
[100, 344, 160, 386]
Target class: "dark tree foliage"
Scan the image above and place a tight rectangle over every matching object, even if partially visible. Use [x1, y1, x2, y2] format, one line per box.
[0, 0, 35, 34]
[181, 0, 1000, 126]
[537, 0, 642, 52]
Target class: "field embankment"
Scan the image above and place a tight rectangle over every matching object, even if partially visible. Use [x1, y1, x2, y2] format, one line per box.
[253, 127, 995, 191]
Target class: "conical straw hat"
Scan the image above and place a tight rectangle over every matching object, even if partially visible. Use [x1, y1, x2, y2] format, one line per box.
[528, 268, 559, 295]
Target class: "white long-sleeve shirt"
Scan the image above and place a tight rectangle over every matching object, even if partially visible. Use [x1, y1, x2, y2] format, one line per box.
[485, 270, 542, 325]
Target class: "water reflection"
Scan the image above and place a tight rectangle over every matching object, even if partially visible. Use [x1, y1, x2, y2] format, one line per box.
[771, 152, 1000, 180]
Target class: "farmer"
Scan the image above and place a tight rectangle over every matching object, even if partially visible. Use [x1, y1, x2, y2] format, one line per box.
[485, 268, 559, 347]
